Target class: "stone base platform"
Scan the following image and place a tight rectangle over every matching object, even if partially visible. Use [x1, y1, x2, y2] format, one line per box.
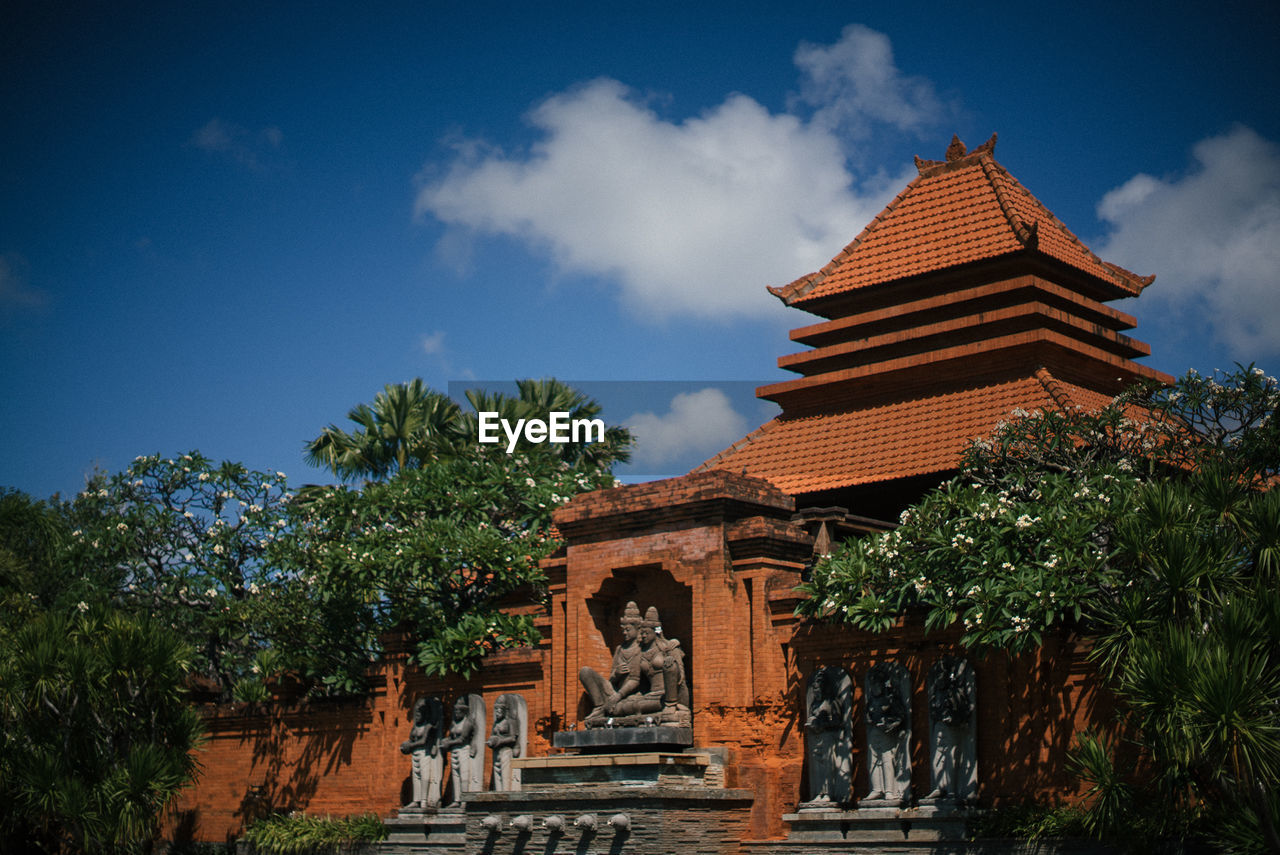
[742, 839, 1118, 855]
[464, 786, 754, 855]
[516, 749, 724, 790]
[383, 805, 466, 848]
[780, 804, 975, 844]
[553, 725, 693, 752]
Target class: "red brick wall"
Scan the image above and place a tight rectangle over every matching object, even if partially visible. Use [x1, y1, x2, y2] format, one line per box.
[168, 646, 553, 846]
[786, 620, 1115, 810]
[170, 471, 1115, 845]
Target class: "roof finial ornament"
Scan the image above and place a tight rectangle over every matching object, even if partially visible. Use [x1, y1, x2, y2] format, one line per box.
[945, 135, 967, 162]
[972, 133, 997, 156]
[914, 154, 942, 175]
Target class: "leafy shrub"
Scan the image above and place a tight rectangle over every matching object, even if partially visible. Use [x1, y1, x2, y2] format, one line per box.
[240, 813, 386, 855]
[966, 802, 1088, 839]
[0, 607, 203, 853]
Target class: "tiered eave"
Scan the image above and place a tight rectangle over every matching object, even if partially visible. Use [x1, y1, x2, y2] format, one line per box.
[702, 134, 1173, 503]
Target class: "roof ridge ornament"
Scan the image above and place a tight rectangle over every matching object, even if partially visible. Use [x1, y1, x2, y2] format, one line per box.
[1019, 218, 1039, 250]
[946, 133, 997, 162]
[971, 133, 997, 156]
[916, 133, 997, 175]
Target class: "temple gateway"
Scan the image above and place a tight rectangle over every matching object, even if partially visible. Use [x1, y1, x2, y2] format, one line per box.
[176, 136, 1172, 852]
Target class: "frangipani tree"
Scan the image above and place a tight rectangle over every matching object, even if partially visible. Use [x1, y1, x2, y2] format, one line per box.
[66, 452, 292, 699]
[800, 366, 1280, 847]
[273, 445, 619, 682]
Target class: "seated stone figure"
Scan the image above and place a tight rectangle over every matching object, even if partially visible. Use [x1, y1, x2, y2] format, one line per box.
[578, 601, 643, 726]
[578, 603, 690, 727]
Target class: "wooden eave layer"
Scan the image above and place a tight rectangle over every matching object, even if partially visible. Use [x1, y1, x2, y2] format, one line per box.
[778, 302, 1150, 378]
[789, 274, 1136, 348]
[759, 330, 1174, 415]
[790, 252, 1144, 323]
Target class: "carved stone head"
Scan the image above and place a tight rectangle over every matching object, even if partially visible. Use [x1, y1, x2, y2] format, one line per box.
[620, 601, 642, 643]
[866, 663, 909, 738]
[929, 656, 973, 726]
[639, 606, 661, 646]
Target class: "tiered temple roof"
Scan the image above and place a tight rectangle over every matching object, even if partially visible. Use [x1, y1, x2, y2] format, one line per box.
[700, 134, 1173, 507]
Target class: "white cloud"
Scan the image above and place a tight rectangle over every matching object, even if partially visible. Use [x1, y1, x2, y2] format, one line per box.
[1097, 125, 1280, 359]
[792, 24, 942, 138]
[416, 25, 934, 321]
[625, 388, 750, 467]
[420, 330, 447, 355]
[0, 255, 45, 313]
[190, 119, 284, 169]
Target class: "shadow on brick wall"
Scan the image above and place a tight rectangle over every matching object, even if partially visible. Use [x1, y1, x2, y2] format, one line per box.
[234, 698, 373, 823]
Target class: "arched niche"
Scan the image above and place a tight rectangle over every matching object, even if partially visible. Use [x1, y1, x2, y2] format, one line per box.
[580, 564, 694, 716]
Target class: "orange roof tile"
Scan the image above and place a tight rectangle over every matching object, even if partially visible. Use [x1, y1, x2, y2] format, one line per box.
[696, 370, 1116, 496]
[771, 135, 1154, 306]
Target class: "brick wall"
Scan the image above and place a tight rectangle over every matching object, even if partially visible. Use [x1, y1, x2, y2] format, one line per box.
[170, 470, 1115, 846]
[168, 646, 552, 846]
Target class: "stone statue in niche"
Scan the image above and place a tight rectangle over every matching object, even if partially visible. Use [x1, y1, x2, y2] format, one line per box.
[400, 696, 445, 809]
[802, 666, 852, 807]
[579, 601, 642, 725]
[862, 662, 912, 807]
[578, 602, 690, 727]
[926, 656, 977, 804]
[487, 693, 527, 791]
[438, 694, 485, 802]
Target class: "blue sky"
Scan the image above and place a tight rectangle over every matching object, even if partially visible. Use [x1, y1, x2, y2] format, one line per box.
[3, 1, 1279, 500]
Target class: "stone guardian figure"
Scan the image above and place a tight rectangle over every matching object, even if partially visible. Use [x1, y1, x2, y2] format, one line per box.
[802, 666, 852, 808]
[862, 662, 912, 807]
[439, 694, 485, 803]
[487, 693, 528, 791]
[926, 656, 977, 804]
[399, 696, 444, 809]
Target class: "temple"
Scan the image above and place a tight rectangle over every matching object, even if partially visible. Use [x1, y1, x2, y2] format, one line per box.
[700, 132, 1170, 520]
[173, 135, 1172, 852]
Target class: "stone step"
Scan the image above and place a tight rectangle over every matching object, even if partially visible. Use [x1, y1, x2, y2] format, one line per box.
[782, 806, 972, 844]
[383, 808, 467, 848]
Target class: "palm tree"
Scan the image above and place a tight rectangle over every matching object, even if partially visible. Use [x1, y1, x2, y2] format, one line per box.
[305, 380, 466, 481]
[461, 378, 631, 468]
[307, 378, 631, 482]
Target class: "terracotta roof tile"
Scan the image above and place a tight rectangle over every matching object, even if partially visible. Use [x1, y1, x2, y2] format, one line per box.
[696, 371, 1116, 495]
[771, 135, 1153, 306]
